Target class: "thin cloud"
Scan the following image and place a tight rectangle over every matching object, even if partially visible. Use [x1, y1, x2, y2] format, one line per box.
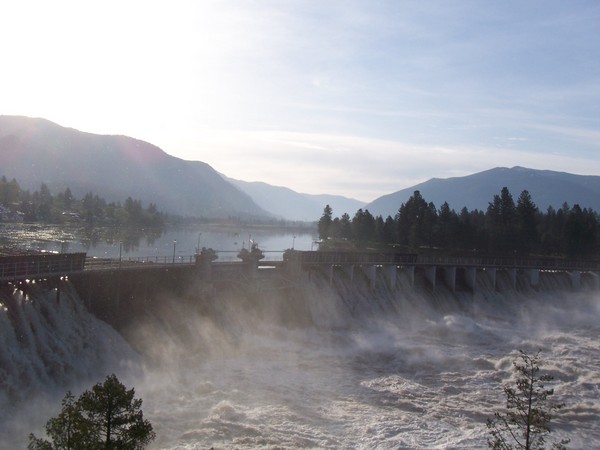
[170, 129, 598, 202]
[526, 124, 600, 148]
[1, 1, 599, 201]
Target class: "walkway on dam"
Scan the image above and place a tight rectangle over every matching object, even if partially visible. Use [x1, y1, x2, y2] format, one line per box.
[2, 250, 599, 284]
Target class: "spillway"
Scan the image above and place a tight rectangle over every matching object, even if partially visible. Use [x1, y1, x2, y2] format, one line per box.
[1, 268, 598, 449]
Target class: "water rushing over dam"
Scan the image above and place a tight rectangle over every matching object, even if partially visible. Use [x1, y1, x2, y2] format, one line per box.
[1, 255, 599, 449]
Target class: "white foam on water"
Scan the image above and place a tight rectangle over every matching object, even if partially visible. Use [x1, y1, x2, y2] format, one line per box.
[0, 281, 140, 449]
[1, 270, 599, 449]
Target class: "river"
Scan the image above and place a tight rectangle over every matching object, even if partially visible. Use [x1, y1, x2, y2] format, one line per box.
[0, 222, 317, 260]
[1, 263, 598, 449]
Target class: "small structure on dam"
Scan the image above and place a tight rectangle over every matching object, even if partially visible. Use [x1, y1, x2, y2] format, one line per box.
[1, 249, 599, 331]
[2, 249, 599, 293]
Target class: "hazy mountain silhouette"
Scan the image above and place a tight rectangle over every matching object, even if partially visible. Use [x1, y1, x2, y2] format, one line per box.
[366, 166, 600, 218]
[0, 116, 269, 218]
[3, 116, 598, 222]
[227, 178, 365, 221]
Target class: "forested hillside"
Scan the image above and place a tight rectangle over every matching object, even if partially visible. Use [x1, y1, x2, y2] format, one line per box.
[0, 115, 268, 219]
[366, 167, 600, 217]
[0, 176, 164, 227]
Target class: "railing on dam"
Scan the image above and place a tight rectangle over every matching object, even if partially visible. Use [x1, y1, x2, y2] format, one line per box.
[84, 255, 196, 271]
[83, 250, 285, 271]
[297, 251, 418, 265]
[294, 251, 600, 271]
[0, 250, 284, 281]
[415, 255, 600, 271]
[2, 249, 600, 283]
[0, 252, 86, 281]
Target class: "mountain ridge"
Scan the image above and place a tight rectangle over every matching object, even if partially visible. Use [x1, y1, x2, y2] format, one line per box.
[366, 166, 600, 218]
[0, 115, 269, 219]
[226, 177, 365, 221]
[2, 116, 599, 222]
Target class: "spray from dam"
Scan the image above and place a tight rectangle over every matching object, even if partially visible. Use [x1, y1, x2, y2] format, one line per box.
[1, 266, 599, 449]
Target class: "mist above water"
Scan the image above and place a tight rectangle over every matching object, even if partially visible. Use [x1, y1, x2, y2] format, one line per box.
[0, 280, 139, 448]
[1, 269, 599, 449]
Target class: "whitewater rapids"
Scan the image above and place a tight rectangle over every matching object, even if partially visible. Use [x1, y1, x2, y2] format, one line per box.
[1, 269, 599, 449]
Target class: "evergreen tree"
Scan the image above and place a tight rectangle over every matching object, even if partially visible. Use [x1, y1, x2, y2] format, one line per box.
[516, 190, 539, 255]
[0, 176, 21, 205]
[63, 187, 74, 210]
[318, 205, 333, 240]
[124, 197, 143, 224]
[486, 187, 517, 253]
[311, 185, 600, 258]
[329, 217, 341, 239]
[565, 205, 597, 257]
[539, 206, 560, 255]
[339, 212, 352, 240]
[487, 350, 569, 450]
[28, 391, 91, 450]
[436, 201, 458, 249]
[396, 191, 437, 250]
[29, 374, 155, 450]
[36, 183, 55, 222]
[375, 215, 395, 244]
[382, 215, 396, 244]
[456, 207, 471, 250]
[351, 208, 376, 242]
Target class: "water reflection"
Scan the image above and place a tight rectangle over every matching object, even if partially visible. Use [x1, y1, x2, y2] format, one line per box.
[78, 226, 163, 253]
[0, 223, 317, 260]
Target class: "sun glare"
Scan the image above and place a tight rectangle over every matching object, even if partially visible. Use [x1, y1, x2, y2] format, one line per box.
[1, 1, 599, 200]
[2, 1, 243, 141]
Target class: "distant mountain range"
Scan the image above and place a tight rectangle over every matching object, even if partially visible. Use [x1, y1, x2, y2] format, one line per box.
[1, 116, 599, 221]
[0, 115, 363, 221]
[366, 166, 600, 218]
[226, 178, 364, 221]
[0, 116, 268, 219]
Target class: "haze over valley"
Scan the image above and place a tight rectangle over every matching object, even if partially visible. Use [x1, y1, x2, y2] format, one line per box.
[2, 2, 600, 449]
[2, 115, 600, 223]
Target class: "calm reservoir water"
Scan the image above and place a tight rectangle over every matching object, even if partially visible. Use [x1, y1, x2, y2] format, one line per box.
[0, 223, 317, 260]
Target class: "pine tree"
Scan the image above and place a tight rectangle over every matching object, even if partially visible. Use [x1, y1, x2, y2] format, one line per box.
[487, 350, 569, 450]
[486, 187, 517, 253]
[318, 204, 333, 240]
[29, 374, 155, 450]
[516, 190, 539, 255]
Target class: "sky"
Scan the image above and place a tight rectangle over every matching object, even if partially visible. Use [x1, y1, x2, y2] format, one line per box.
[2, 0, 600, 202]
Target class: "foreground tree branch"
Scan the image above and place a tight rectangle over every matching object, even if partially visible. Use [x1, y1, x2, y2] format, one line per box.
[487, 349, 569, 450]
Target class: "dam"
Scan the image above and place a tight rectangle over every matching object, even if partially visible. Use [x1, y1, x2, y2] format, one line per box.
[2, 249, 599, 331]
[1, 247, 599, 449]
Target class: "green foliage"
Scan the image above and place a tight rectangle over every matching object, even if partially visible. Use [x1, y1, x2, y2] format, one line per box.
[487, 187, 517, 253]
[199, 246, 218, 262]
[338, 212, 352, 240]
[515, 190, 540, 255]
[318, 204, 333, 240]
[487, 350, 569, 450]
[238, 241, 265, 261]
[0, 175, 21, 204]
[0, 177, 164, 226]
[29, 374, 155, 450]
[351, 208, 376, 242]
[395, 190, 434, 249]
[317, 187, 600, 258]
[565, 205, 597, 257]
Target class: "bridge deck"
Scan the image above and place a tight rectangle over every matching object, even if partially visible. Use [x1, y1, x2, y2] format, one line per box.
[1, 251, 599, 283]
